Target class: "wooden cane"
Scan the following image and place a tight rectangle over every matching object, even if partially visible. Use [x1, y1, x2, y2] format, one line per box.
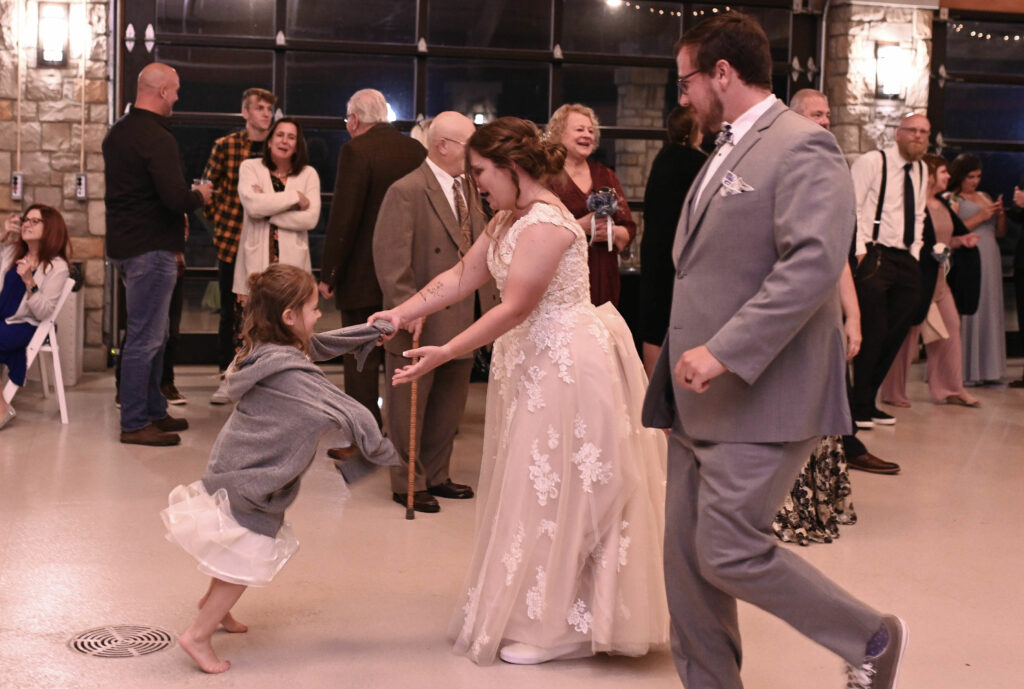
[406, 332, 421, 520]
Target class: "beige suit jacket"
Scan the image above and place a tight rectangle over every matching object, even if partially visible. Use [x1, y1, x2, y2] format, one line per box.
[372, 161, 498, 357]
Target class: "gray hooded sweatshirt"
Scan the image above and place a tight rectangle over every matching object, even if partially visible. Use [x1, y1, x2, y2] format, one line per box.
[202, 322, 399, 537]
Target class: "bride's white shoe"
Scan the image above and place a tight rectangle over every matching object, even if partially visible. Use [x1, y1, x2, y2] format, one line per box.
[498, 642, 590, 665]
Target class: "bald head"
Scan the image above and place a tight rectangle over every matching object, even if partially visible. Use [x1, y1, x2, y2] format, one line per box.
[427, 111, 476, 177]
[790, 89, 830, 130]
[135, 63, 180, 116]
[895, 113, 931, 162]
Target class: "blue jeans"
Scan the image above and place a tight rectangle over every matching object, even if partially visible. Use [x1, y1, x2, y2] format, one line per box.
[112, 250, 178, 432]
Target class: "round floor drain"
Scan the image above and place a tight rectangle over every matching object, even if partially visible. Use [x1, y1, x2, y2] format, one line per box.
[69, 625, 176, 658]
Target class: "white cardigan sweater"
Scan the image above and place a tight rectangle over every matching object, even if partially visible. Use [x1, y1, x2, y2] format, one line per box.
[1, 243, 70, 326]
[233, 158, 321, 296]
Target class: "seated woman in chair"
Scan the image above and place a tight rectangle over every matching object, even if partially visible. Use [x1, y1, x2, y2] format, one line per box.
[1, 204, 71, 429]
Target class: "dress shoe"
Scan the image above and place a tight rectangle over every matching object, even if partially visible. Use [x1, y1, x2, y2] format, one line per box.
[847, 452, 900, 475]
[0, 406, 15, 430]
[153, 414, 189, 432]
[161, 382, 186, 405]
[871, 408, 896, 425]
[498, 642, 590, 665]
[1009, 378, 1024, 389]
[392, 491, 440, 513]
[428, 479, 474, 499]
[210, 378, 231, 405]
[845, 614, 908, 689]
[120, 424, 180, 446]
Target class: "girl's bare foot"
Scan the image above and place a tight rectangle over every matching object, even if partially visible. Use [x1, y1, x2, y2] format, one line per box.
[179, 631, 231, 674]
[220, 613, 248, 633]
[198, 595, 248, 632]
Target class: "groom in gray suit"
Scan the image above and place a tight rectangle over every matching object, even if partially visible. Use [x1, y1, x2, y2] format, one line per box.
[642, 14, 906, 689]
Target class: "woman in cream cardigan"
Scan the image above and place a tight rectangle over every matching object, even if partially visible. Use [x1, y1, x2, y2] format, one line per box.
[233, 117, 321, 301]
[1, 204, 71, 429]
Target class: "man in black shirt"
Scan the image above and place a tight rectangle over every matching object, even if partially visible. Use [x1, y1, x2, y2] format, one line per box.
[104, 63, 212, 446]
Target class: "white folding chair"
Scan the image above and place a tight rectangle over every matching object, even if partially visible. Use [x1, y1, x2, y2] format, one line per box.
[2, 276, 77, 424]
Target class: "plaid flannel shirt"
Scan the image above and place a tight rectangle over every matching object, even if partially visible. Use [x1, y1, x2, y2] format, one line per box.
[203, 129, 260, 263]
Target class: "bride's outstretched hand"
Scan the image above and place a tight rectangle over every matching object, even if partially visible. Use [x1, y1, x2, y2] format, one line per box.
[392, 345, 449, 385]
[368, 310, 402, 343]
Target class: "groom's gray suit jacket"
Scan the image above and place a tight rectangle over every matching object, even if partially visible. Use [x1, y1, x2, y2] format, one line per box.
[642, 100, 854, 443]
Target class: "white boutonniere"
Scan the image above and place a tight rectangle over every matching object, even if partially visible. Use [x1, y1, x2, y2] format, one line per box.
[719, 170, 754, 197]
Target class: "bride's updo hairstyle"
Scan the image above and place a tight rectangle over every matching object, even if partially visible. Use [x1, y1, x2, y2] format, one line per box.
[467, 117, 567, 210]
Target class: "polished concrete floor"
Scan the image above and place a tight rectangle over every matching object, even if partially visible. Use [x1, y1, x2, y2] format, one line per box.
[1, 360, 1022, 689]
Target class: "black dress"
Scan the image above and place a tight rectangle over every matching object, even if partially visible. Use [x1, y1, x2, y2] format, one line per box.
[639, 144, 707, 346]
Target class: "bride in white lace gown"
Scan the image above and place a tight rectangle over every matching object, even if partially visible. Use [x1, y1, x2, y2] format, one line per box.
[371, 117, 668, 665]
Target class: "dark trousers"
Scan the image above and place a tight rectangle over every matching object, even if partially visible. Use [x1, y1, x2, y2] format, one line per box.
[850, 245, 921, 419]
[115, 270, 182, 390]
[340, 305, 383, 429]
[217, 258, 237, 372]
[1014, 238, 1024, 374]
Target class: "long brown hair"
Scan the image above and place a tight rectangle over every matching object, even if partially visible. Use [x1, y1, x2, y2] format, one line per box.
[236, 264, 316, 361]
[466, 116, 566, 217]
[946, 153, 981, 195]
[14, 204, 71, 270]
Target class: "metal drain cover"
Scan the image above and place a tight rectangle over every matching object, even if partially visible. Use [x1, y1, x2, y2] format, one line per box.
[69, 625, 176, 657]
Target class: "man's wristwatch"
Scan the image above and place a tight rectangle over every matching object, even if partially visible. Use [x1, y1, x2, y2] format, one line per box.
[29, 284, 39, 294]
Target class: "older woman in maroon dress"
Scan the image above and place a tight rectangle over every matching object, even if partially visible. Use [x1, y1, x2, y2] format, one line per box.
[546, 104, 636, 307]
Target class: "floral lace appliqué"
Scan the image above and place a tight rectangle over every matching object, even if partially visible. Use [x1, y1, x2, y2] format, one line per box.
[567, 599, 593, 634]
[547, 424, 559, 449]
[618, 520, 632, 570]
[525, 365, 547, 412]
[573, 414, 587, 439]
[538, 519, 557, 539]
[573, 442, 613, 493]
[526, 566, 547, 620]
[502, 522, 526, 585]
[529, 440, 560, 507]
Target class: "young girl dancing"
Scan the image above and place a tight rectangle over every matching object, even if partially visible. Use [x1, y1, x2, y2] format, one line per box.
[161, 263, 399, 674]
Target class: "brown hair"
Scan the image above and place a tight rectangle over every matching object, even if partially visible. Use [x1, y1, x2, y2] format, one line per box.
[242, 87, 276, 110]
[946, 153, 982, 194]
[921, 153, 948, 178]
[237, 264, 317, 361]
[673, 12, 772, 91]
[545, 103, 601, 149]
[262, 116, 309, 174]
[666, 105, 700, 146]
[13, 203, 71, 270]
[467, 116, 566, 213]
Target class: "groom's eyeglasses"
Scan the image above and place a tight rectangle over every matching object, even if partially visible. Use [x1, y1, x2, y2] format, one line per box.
[677, 69, 702, 97]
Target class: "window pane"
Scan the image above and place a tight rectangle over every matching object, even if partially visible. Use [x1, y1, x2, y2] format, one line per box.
[561, 64, 675, 128]
[285, 53, 415, 120]
[427, 59, 550, 124]
[285, 0, 415, 43]
[156, 0, 274, 37]
[686, 6, 791, 63]
[179, 274, 220, 334]
[947, 21, 1024, 77]
[303, 128, 351, 193]
[562, 0, 683, 57]
[429, 0, 552, 50]
[154, 46, 274, 114]
[943, 83, 1024, 142]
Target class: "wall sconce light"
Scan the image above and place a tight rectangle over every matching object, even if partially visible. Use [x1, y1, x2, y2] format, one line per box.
[38, 2, 70, 67]
[875, 42, 909, 99]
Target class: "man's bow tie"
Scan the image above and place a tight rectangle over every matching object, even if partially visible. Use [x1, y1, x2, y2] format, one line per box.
[715, 124, 734, 147]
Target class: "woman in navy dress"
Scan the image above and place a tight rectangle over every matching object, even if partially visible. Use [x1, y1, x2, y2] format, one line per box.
[0, 204, 71, 429]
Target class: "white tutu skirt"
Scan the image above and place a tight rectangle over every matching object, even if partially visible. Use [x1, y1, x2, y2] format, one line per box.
[161, 481, 299, 587]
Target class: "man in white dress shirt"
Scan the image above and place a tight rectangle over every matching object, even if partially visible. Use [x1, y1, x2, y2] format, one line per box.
[848, 114, 930, 429]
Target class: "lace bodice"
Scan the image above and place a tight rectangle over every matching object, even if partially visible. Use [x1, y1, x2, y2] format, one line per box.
[486, 202, 591, 318]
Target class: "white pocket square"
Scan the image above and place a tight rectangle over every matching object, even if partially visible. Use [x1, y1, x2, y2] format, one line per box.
[719, 170, 754, 197]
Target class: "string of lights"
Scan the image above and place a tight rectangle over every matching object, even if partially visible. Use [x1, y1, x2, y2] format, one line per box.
[604, 1, 732, 18]
[950, 24, 1022, 42]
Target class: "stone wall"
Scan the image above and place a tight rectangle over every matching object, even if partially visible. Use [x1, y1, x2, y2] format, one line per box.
[614, 66, 669, 266]
[825, 1, 932, 163]
[0, 0, 110, 371]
